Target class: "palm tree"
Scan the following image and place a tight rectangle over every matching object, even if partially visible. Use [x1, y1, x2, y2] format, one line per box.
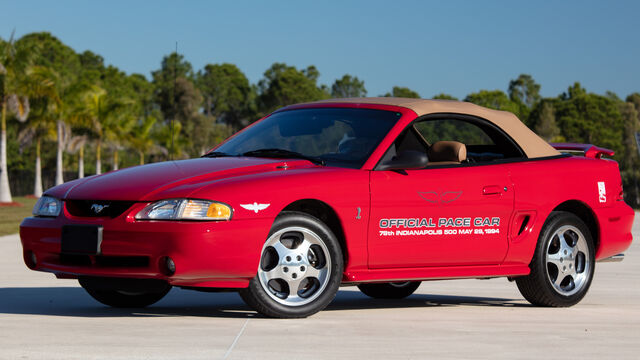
[152, 120, 187, 161]
[66, 135, 88, 178]
[105, 110, 135, 171]
[17, 66, 60, 197]
[55, 121, 65, 184]
[18, 119, 55, 197]
[77, 86, 107, 175]
[0, 31, 38, 203]
[128, 116, 160, 165]
[54, 80, 89, 185]
[76, 86, 127, 175]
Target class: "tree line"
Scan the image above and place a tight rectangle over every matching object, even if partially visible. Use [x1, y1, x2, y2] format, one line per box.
[1, 32, 639, 206]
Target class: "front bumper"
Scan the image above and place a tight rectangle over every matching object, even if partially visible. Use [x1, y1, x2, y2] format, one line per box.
[19, 203, 273, 288]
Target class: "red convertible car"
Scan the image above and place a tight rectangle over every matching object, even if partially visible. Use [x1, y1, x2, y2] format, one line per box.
[20, 98, 634, 318]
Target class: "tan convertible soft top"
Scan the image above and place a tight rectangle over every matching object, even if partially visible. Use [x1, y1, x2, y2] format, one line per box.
[305, 97, 560, 158]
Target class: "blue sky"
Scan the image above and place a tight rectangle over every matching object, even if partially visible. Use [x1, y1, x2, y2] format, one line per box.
[2, 0, 639, 99]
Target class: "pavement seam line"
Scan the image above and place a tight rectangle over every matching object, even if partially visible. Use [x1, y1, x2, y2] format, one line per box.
[222, 318, 250, 360]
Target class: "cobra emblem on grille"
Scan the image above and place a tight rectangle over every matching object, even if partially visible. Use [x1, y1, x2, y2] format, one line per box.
[90, 203, 110, 214]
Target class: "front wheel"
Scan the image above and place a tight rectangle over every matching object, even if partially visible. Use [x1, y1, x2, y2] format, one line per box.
[516, 211, 595, 307]
[358, 281, 421, 299]
[239, 212, 344, 318]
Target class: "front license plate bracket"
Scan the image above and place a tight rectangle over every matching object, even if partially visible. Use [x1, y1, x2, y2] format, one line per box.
[61, 225, 103, 255]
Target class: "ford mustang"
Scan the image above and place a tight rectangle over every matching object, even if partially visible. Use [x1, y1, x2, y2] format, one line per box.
[20, 97, 634, 318]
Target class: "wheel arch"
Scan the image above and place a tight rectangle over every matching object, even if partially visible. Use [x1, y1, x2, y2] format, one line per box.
[281, 199, 348, 264]
[551, 200, 600, 252]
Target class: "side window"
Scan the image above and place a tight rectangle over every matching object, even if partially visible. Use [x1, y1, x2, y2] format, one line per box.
[414, 117, 524, 163]
[378, 128, 429, 165]
[415, 119, 492, 145]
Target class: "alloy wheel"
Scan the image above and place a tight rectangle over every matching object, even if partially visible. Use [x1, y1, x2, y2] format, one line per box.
[545, 225, 591, 296]
[257, 226, 331, 306]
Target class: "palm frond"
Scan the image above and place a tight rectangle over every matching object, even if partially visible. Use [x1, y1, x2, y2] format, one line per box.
[23, 66, 60, 104]
[17, 127, 35, 152]
[66, 135, 88, 153]
[58, 120, 71, 147]
[7, 94, 29, 122]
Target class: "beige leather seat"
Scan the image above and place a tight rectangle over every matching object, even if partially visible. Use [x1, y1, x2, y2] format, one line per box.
[427, 141, 467, 165]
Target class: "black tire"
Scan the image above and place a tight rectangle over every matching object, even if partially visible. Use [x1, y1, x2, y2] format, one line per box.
[79, 277, 171, 308]
[239, 211, 344, 318]
[516, 211, 595, 307]
[358, 281, 421, 299]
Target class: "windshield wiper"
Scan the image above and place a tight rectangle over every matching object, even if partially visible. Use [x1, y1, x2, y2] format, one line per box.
[242, 148, 326, 166]
[201, 151, 233, 158]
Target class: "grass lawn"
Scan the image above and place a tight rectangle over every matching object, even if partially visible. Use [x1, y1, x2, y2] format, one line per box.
[0, 197, 38, 236]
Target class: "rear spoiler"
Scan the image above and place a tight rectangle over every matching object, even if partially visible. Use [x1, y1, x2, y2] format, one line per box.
[550, 143, 615, 159]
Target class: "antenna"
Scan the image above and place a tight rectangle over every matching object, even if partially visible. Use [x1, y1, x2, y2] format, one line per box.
[170, 41, 177, 160]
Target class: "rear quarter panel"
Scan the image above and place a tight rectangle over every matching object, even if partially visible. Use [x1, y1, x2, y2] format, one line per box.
[505, 156, 633, 264]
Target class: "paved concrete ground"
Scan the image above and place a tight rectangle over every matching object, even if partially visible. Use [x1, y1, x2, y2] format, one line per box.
[1, 215, 638, 359]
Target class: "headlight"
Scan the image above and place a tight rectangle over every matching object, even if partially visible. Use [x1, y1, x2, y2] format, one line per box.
[135, 199, 232, 221]
[32, 196, 62, 217]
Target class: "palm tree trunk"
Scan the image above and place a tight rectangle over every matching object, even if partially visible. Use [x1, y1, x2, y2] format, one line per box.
[34, 138, 43, 198]
[96, 140, 102, 175]
[55, 120, 64, 185]
[78, 145, 84, 179]
[0, 101, 13, 203]
[139, 151, 144, 165]
[113, 150, 118, 171]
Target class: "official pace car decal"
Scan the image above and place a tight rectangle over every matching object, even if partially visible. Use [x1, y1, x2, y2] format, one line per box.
[377, 190, 501, 238]
[378, 217, 501, 237]
[240, 203, 270, 213]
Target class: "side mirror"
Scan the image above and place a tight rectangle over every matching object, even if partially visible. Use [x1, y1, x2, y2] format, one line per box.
[377, 150, 428, 171]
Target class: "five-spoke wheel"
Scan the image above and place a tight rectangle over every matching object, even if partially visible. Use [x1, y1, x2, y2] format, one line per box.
[516, 211, 595, 307]
[257, 227, 331, 306]
[240, 212, 343, 318]
[545, 225, 590, 296]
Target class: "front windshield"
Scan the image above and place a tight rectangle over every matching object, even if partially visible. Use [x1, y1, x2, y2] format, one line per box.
[215, 108, 401, 168]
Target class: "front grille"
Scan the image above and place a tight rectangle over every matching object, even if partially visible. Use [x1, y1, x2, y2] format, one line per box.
[65, 200, 135, 218]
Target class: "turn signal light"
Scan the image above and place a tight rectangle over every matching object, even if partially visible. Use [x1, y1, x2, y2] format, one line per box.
[207, 203, 232, 218]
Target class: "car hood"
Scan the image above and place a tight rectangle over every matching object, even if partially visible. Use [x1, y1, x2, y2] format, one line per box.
[57, 157, 315, 201]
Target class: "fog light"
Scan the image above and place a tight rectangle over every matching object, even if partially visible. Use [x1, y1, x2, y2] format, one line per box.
[25, 251, 37, 269]
[161, 256, 176, 276]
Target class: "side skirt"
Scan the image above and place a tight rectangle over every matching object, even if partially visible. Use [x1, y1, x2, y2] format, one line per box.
[342, 264, 530, 283]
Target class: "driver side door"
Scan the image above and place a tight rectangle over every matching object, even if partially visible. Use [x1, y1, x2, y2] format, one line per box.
[368, 115, 521, 268]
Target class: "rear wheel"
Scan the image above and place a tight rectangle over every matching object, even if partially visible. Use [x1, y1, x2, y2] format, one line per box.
[79, 277, 171, 308]
[239, 212, 343, 318]
[516, 211, 595, 307]
[358, 281, 421, 299]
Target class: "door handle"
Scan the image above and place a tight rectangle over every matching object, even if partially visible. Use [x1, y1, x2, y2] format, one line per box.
[483, 185, 504, 195]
